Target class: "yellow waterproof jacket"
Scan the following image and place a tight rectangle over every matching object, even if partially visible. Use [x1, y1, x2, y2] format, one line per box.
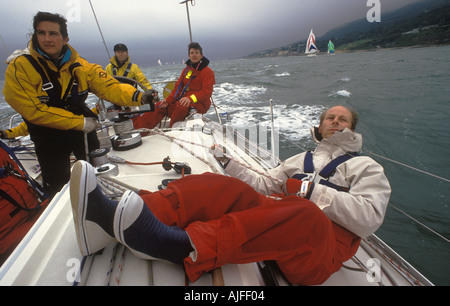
[3, 42, 143, 132]
[105, 56, 152, 89]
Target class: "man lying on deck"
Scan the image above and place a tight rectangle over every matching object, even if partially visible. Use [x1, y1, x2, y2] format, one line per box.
[69, 106, 391, 285]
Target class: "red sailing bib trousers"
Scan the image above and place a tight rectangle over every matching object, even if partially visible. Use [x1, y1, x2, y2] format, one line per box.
[138, 173, 360, 285]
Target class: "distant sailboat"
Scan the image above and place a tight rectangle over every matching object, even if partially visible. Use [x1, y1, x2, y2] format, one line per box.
[328, 40, 335, 55]
[305, 28, 318, 57]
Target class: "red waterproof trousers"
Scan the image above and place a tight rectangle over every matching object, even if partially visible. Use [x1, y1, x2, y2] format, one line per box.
[132, 103, 192, 129]
[139, 173, 360, 285]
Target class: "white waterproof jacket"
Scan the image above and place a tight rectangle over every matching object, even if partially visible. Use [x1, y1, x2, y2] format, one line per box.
[225, 127, 391, 238]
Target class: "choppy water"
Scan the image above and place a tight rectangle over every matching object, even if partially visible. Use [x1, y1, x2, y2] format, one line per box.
[1, 45, 449, 285]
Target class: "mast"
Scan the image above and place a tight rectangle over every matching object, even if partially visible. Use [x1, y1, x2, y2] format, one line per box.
[180, 0, 195, 43]
[89, 0, 111, 60]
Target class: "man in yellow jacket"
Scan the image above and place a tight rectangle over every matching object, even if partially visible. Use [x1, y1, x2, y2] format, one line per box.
[3, 12, 155, 198]
[105, 43, 152, 90]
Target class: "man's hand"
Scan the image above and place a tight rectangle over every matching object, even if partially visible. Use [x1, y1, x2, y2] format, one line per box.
[82, 117, 101, 133]
[283, 178, 314, 199]
[179, 97, 191, 107]
[141, 90, 159, 109]
[0, 130, 8, 139]
[211, 144, 230, 165]
[155, 99, 168, 109]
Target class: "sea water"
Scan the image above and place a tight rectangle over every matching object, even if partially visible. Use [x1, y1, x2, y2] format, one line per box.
[1, 45, 449, 285]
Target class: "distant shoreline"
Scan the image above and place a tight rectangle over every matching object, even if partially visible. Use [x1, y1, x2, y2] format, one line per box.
[243, 43, 450, 59]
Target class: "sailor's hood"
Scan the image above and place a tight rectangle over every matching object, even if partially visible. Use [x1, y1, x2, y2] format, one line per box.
[6, 48, 30, 64]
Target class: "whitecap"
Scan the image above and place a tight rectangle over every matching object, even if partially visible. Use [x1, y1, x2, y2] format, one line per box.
[329, 89, 352, 97]
[337, 90, 351, 97]
[275, 72, 290, 77]
[218, 103, 324, 143]
[212, 82, 267, 105]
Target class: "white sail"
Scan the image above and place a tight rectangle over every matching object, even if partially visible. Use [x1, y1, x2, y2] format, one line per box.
[305, 29, 318, 56]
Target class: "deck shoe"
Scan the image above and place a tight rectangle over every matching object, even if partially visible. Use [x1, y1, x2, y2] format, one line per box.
[113, 190, 193, 264]
[70, 160, 117, 256]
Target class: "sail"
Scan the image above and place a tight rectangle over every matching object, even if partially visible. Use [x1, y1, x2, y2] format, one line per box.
[305, 29, 318, 55]
[328, 40, 335, 54]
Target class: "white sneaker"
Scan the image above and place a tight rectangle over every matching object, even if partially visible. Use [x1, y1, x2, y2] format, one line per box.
[70, 160, 116, 256]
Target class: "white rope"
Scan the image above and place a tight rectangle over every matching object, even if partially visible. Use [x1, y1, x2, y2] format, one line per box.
[138, 127, 283, 184]
[143, 128, 223, 175]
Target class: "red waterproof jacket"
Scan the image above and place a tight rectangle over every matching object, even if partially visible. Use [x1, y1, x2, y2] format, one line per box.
[166, 57, 215, 114]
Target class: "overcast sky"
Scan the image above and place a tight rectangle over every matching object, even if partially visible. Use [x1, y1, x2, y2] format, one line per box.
[0, 0, 426, 70]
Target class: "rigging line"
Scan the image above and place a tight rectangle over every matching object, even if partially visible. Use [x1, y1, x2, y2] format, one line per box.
[0, 33, 10, 53]
[88, 0, 111, 60]
[389, 202, 450, 245]
[365, 150, 450, 183]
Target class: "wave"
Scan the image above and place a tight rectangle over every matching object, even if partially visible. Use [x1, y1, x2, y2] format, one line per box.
[210, 102, 324, 142]
[213, 82, 267, 105]
[274, 72, 290, 77]
[208, 82, 325, 142]
[329, 89, 352, 97]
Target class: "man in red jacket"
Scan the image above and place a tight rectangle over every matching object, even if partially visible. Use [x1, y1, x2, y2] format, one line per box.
[132, 42, 215, 129]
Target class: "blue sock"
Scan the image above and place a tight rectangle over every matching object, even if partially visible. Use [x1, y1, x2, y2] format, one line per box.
[122, 205, 193, 264]
[86, 186, 118, 237]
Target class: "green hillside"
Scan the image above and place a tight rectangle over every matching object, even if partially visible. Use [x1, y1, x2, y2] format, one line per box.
[331, 3, 450, 51]
[247, 1, 450, 57]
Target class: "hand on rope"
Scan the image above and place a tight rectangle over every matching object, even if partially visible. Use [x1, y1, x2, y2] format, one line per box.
[210, 144, 230, 167]
[155, 99, 168, 109]
[141, 89, 159, 110]
[0, 130, 8, 139]
[82, 117, 101, 133]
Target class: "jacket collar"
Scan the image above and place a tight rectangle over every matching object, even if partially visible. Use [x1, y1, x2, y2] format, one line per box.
[185, 56, 210, 71]
[110, 55, 130, 68]
[30, 41, 78, 70]
[310, 126, 362, 153]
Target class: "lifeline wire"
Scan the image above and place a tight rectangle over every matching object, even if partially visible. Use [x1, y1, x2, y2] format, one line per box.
[365, 150, 450, 183]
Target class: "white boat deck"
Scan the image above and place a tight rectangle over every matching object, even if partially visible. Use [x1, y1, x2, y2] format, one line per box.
[0, 117, 433, 286]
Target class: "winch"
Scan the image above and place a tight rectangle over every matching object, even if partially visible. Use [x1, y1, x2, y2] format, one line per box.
[110, 114, 142, 151]
[95, 77, 157, 151]
[88, 147, 118, 176]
